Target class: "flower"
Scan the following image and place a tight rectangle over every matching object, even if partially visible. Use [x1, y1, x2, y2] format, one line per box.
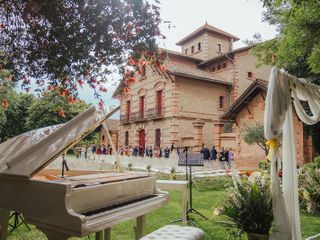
[57, 109, 66, 118]
[159, 65, 167, 72]
[77, 79, 84, 87]
[2, 100, 8, 108]
[128, 58, 135, 66]
[123, 87, 129, 94]
[67, 96, 75, 104]
[48, 85, 55, 91]
[59, 89, 69, 96]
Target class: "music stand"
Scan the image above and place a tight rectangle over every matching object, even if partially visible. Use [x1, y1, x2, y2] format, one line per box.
[172, 147, 207, 227]
[61, 154, 69, 177]
[8, 212, 31, 232]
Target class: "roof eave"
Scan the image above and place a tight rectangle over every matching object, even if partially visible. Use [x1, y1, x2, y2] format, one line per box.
[167, 71, 232, 87]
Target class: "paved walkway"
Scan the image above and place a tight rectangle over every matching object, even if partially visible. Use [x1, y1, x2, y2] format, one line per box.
[48, 154, 235, 177]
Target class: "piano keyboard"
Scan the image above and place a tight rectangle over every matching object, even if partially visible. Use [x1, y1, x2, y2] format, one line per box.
[81, 195, 158, 216]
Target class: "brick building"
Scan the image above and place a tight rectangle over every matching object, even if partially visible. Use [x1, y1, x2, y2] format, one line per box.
[99, 119, 119, 150]
[113, 23, 311, 167]
[220, 80, 313, 169]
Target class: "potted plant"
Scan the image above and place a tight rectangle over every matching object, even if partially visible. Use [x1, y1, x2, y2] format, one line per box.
[128, 163, 133, 171]
[223, 172, 273, 240]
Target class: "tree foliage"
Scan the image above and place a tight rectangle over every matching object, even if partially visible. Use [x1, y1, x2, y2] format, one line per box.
[0, 0, 163, 96]
[26, 90, 90, 130]
[240, 124, 268, 156]
[254, 0, 320, 153]
[254, 0, 320, 81]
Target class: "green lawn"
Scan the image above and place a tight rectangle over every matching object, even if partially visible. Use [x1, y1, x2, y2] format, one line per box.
[6, 176, 320, 240]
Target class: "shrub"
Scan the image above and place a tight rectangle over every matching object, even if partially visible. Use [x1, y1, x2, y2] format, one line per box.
[259, 160, 271, 172]
[299, 167, 320, 214]
[146, 164, 152, 173]
[128, 163, 133, 171]
[223, 172, 273, 235]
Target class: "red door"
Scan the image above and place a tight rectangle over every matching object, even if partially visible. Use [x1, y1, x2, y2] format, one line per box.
[139, 130, 146, 155]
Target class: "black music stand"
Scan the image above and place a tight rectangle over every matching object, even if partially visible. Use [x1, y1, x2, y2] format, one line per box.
[172, 147, 207, 227]
[61, 154, 69, 177]
[8, 212, 31, 232]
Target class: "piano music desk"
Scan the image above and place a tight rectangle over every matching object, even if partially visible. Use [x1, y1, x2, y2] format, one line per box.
[156, 180, 188, 225]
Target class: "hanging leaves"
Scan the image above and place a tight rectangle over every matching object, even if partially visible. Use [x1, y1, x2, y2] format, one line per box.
[57, 108, 66, 118]
[0, 0, 164, 97]
[1, 100, 8, 108]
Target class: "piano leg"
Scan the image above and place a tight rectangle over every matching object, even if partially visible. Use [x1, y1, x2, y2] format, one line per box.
[136, 215, 146, 240]
[95, 228, 110, 240]
[0, 208, 9, 240]
[104, 228, 111, 240]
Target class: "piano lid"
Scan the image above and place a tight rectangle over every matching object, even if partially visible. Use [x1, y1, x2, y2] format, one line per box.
[0, 106, 114, 178]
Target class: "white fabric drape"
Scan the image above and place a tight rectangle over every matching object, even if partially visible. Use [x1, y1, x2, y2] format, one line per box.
[264, 67, 320, 240]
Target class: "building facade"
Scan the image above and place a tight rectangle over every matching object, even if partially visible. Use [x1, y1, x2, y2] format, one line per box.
[113, 23, 312, 167]
[220, 80, 314, 169]
[99, 119, 119, 150]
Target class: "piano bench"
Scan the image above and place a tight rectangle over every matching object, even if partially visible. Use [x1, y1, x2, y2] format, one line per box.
[140, 225, 205, 240]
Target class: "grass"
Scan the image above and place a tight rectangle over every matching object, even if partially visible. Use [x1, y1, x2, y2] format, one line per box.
[6, 176, 320, 240]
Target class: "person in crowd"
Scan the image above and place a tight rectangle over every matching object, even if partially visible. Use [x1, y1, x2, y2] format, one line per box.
[84, 145, 88, 159]
[145, 147, 149, 157]
[164, 146, 170, 158]
[91, 145, 96, 154]
[133, 146, 137, 156]
[201, 144, 210, 160]
[96, 145, 102, 155]
[170, 143, 175, 152]
[210, 146, 217, 161]
[228, 148, 234, 168]
[159, 147, 163, 158]
[176, 147, 180, 156]
[149, 146, 153, 158]
[219, 147, 226, 169]
[224, 148, 230, 169]
[102, 145, 107, 155]
[109, 145, 113, 155]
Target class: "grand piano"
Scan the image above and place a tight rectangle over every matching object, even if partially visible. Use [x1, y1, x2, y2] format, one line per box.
[0, 106, 169, 240]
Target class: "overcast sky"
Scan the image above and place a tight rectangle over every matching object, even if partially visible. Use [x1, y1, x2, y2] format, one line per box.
[78, 0, 278, 118]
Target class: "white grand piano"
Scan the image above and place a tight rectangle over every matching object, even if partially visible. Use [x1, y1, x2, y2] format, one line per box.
[0, 106, 169, 240]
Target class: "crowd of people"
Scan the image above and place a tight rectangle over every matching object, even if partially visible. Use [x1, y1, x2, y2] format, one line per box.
[73, 144, 113, 159]
[118, 145, 171, 158]
[73, 143, 234, 169]
[200, 145, 234, 169]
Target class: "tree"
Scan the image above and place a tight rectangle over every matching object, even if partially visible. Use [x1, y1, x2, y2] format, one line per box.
[26, 90, 90, 130]
[0, 0, 163, 95]
[253, 0, 320, 153]
[240, 124, 269, 156]
[254, 0, 320, 81]
[0, 93, 35, 141]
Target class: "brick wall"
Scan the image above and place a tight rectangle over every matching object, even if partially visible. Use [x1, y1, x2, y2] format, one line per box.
[234, 93, 305, 169]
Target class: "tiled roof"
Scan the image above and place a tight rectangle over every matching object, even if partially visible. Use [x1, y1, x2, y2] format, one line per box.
[161, 48, 203, 62]
[220, 79, 268, 121]
[198, 46, 252, 67]
[176, 23, 240, 46]
[165, 62, 232, 86]
[104, 119, 119, 132]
